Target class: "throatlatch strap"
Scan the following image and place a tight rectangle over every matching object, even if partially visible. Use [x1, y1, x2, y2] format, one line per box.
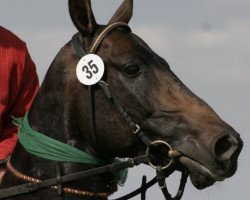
[71, 33, 86, 58]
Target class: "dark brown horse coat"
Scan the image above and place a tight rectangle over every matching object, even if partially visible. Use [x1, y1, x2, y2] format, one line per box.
[1, 0, 243, 200]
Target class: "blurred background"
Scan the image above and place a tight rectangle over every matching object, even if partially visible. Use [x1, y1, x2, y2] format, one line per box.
[1, 0, 249, 199]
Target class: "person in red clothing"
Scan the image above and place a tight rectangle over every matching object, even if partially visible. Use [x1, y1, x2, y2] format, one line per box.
[0, 26, 39, 183]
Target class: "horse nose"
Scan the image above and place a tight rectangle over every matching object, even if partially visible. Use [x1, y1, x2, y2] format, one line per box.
[213, 133, 239, 162]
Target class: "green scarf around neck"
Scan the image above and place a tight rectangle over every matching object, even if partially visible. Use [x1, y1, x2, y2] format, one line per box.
[13, 111, 128, 186]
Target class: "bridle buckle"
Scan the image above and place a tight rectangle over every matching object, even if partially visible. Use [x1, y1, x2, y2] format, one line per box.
[133, 124, 140, 134]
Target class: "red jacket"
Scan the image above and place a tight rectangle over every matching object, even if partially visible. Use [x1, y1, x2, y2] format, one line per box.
[0, 26, 39, 159]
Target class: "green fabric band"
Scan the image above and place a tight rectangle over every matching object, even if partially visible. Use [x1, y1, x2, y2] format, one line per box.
[13, 112, 128, 186]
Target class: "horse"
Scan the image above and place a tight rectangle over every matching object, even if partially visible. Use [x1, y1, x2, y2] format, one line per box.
[1, 0, 243, 199]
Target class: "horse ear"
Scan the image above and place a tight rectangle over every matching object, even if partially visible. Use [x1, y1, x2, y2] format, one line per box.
[108, 0, 133, 25]
[68, 0, 98, 36]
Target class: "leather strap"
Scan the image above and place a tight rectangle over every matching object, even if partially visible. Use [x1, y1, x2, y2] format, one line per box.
[71, 33, 85, 58]
[156, 167, 188, 200]
[0, 155, 150, 199]
[71, 23, 132, 151]
[99, 81, 152, 147]
[89, 22, 131, 53]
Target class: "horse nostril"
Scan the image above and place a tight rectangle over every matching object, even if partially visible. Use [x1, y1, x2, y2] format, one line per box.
[214, 134, 238, 161]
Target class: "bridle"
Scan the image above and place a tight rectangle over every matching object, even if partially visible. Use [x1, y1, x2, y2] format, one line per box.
[0, 22, 188, 200]
[72, 21, 188, 199]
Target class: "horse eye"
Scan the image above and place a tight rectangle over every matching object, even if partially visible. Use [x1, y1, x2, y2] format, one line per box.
[122, 65, 141, 77]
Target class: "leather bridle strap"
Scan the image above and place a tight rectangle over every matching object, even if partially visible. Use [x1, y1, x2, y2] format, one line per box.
[72, 21, 176, 160]
[99, 81, 152, 147]
[72, 22, 132, 150]
[0, 155, 150, 199]
[156, 167, 188, 200]
[72, 22, 152, 149]
[89, 22, 131, 54]
[87, 22, 131, 149]
[71, 22, 188, 200]
[71, 33, 85, 57]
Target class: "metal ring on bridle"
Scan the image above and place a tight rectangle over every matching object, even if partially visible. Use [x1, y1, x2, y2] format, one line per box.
[146, 140, 174, 170]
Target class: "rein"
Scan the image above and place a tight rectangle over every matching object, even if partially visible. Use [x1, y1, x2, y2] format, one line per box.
[0, 22, 189, 200]
[0, 155, 150, 199]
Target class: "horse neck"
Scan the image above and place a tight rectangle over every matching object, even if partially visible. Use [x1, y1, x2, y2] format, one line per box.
[8, 63, 114, 199]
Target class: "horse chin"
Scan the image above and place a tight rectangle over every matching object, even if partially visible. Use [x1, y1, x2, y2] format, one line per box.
[178, 156, 225, 189]
[189, 173, 216, 189]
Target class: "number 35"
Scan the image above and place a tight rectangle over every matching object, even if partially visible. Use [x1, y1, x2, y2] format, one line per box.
[82, 60, 99, 79]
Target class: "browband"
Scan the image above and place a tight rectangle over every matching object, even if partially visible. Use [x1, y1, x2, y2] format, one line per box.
[72, 22, 131, 56]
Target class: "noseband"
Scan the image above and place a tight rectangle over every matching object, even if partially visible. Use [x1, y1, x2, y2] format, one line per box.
[72, 22, 188, 200]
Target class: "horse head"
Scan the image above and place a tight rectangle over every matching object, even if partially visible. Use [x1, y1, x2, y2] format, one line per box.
[5, 0, 242, 198]
[63, 0, 243, 189]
